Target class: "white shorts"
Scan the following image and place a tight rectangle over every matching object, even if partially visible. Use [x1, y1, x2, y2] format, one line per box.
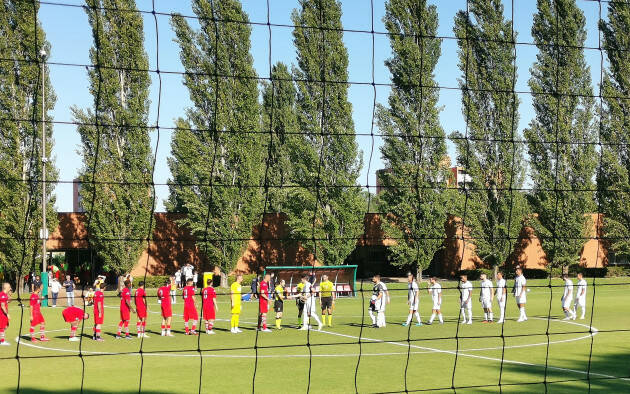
[561, 297, 572, 309]
[432, 299, 441, 310]
[575, 298, 586, 307]
[408, 300, 419, 311]
[497, 297, 506, 308]
[461, 300, 472, 309]
[516, 295, 526, 304]
[375, 300, 386, 312]
[481, 298, 492, 309]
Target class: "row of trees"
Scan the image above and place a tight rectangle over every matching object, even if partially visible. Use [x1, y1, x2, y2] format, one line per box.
[2, 0, 630, 278]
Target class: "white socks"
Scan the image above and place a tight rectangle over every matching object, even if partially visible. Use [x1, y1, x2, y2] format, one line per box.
[414, 312, 421, 323]
[519, 307, 527, 320]
[405, 312, 422, 325]
[489, 312, 493, 321]
[369, 310, 376, 325]
[377, 312, 386, 327]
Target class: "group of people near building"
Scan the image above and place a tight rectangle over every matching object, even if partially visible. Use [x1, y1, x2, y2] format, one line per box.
[0, 266, 591, 346]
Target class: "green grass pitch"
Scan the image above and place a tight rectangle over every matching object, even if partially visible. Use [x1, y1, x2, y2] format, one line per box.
[1, 278, 629, 393]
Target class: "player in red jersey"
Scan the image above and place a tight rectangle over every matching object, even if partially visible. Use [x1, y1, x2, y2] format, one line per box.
[29, 284, 50, 342]
[0, 283, 12, 346]
[134, 281, 148, 338]
[157, 279, 173, 336]
[93, 287, 105, 341]
[258, 273, 271, 332]
[116, 280, 135, 339]
[182, 278, 199, 335]
[201, 282, 218, 335]
[62, 306, 89, 342]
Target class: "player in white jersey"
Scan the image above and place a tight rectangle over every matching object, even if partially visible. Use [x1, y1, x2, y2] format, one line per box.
[513, 267, 527, 322]
[561, 274, 575, 320]
[459, 275, 473, 324]
[574, 273, 587, 320]
[427, 277, 443, 324]
[403, 272, 422, 327]
[495, 272, 507, 323]
[299, 275, 323, 331]
[369, 275, 387, 328]
[479, 274, 494, 323]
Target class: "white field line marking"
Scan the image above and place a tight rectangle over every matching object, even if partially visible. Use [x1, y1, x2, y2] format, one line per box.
[318, 322, 629, 382]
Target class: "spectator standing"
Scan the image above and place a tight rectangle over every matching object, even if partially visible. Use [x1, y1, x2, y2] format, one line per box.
[251, 276, 259, 299]
[184, 264, 193, 283]
[170, 276, 177, 304]
[63, 275, 75, 306]
[32, 276, 42, 293]
[192, 271, 198, 287]
[175, 270, 182, 289]
[50, 278, 62, 307]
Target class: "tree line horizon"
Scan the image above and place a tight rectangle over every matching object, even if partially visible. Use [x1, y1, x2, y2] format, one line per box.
[2, 0, 630, 278]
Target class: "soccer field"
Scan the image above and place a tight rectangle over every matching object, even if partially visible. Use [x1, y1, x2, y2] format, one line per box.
[2, 278, 630, 394]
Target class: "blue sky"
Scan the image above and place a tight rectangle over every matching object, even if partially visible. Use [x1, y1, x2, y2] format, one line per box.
[40, 0, 606, 212]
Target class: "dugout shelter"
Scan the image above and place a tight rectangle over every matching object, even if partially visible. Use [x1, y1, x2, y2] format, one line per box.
[263, 265, 357, 297]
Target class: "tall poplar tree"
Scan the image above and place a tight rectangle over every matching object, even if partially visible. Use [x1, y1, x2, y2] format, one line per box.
[376, 0, 452, 276]
[598, 1, 630, 260]
[261, 62, 298, 213]
[451, 0, 527, 271]
[288, 0, 365, 266]
[524, 0, 596, 268]
[73, 0, 154, 274]
[0, 0, 58, 281]
[168, 0, 264, 272]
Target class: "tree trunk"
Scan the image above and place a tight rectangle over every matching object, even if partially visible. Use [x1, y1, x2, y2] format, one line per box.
[416, 266, 423, 282]
[493, 264, 499, 281]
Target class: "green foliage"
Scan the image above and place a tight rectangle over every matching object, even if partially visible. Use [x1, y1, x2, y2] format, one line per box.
[288, 0, 365, 265]
[451, 0, 528, 269]
[73, 0, 154, 275]
[168, 0, 264, 273]
[261, 62, 299, 212]
[376, 0, 453, 272]
[524, 0, 597, 268]
[227, 274, 256, 287]
[133, 276, 170, 289]
[0, 0, 58, 279]
[599, 1, 630, 260]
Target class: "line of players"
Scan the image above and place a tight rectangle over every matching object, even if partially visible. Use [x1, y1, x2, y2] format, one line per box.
[395, 267, 587, 328]
[0, 267, 589, 346]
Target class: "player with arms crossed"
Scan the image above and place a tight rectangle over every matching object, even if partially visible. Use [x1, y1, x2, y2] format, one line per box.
[574, 273, 587, 320]
[459, 275, 473, 325]
[29, 284, 50, 342]
[513, 267, 528, 322]
[403, 272, 422, 327]
[135, 281, 149, 338]
[319, 275, 335, 327]
[273, 279, 286, 330]
[116, 280, 135, 339]
[201, 280, 218, 334]
[369, 274, 387, 328]
[561, 274, 576, 320]
[0, 283, 11, 346]
[495, 272, 507, 323]
[157, 279, 174, 336]
[300, 275, 323, 331]
[230, 274, 243, 333]
[62, 306, 89, 341]
[427, 277, 443, 324]
[182, 278, 199, 335]
[258, 273, 272, 332]
[479, 274, 494, 323]
[93, 286, 105, 341]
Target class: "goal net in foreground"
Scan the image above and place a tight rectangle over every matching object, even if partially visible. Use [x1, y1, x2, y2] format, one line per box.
[1, 0, 630, 393]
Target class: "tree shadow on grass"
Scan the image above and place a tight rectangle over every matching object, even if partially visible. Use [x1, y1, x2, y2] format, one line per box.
[480, 350, 630, 392]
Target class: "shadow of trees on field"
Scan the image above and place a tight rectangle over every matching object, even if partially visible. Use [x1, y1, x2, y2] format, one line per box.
[486, 350, 630, 392]
[17, 390, 165, 394]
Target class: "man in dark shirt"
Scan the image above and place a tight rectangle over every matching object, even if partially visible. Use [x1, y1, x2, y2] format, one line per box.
[63, 275, 75, 307]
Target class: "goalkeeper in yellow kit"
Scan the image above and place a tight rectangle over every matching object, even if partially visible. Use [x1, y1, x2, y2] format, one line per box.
[230, 274, 243, 333]
[319, 275, 335, 327]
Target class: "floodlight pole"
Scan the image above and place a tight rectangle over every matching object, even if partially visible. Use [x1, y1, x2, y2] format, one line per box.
[40, 49, 48, 275]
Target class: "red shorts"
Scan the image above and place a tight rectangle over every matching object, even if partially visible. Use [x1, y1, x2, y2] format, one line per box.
[31, 312, 45, 326]
[136, 308, 147, 319]
[161, 305, 172, 318]
[94, 314, 104, 325]
[0, 315, 8, 329]
[183, 307, 198, 322]
[120, 309, 130, 321]
[203, 307, 215, 321]
[259, 300, 268, 313]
